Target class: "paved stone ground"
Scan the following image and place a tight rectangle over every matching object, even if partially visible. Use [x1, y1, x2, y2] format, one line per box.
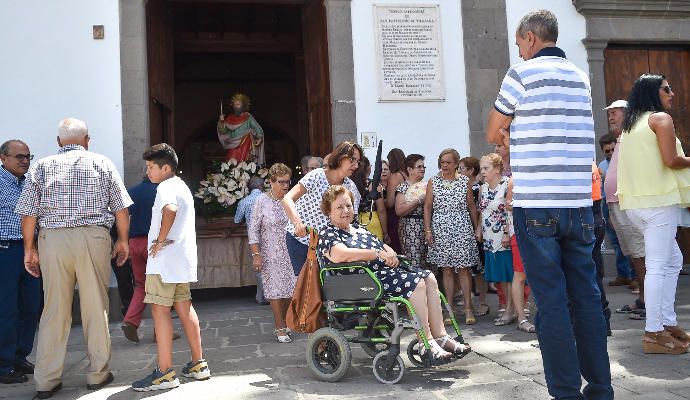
[4, 273, 690, 400]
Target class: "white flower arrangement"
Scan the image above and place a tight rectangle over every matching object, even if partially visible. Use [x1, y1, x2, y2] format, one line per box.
[194, 159, 268, 210]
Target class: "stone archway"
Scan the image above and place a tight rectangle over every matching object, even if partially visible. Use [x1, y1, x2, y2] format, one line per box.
[574, 0, 690, 139]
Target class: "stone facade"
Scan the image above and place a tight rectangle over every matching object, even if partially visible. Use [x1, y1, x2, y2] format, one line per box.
[574, 0, 690, 138]
[460, 0, 511, 157]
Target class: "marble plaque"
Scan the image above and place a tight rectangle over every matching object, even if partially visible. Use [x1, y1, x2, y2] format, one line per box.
[374, 4, 445, 102]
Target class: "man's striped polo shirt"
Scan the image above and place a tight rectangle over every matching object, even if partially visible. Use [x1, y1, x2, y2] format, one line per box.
[494, 46, 594, 209]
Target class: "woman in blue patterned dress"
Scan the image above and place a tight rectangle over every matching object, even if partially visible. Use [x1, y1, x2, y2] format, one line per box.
[317, 185, 471, 359]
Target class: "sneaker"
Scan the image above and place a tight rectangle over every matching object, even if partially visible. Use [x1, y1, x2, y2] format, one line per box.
[132, 367, 180, 392]
[181, 359, 211, 381]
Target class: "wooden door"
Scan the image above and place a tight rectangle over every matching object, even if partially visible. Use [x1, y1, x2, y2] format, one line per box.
[146, 0, 175, 147]
[605, 45, 690, 263]
[604, 45, 690, 151]
[301, 0, 333, 156]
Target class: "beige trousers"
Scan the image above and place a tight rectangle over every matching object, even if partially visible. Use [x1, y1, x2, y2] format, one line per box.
[35, 226, 112, 390]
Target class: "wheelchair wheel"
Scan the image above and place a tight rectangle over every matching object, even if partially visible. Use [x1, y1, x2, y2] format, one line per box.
[406, 338, 425, 367]
[372, 351, 405, 384]
[359, 314, 394, 358]
[306, 327, 352, 382]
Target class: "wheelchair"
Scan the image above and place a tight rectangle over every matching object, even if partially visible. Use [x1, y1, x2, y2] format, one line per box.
[305, 255, 470, 384]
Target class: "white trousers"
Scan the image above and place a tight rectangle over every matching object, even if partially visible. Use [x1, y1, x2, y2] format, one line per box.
[626, 206, 682, 332]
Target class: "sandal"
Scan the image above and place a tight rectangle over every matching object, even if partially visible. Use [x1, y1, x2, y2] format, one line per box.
[629, 310, 645, 320]
[275, 328, 292, 343]
[616, 299, 645, 314]
[435, 334, 472, 356]
[465, 309, 476, 325]
[495, 315, 516, 326]
[419, 340, 452, 360]
[664, 325, 690, 345]
[517, 319, 536, 333]
[475, 303, 490, 316]
[642, 331, 689, 354]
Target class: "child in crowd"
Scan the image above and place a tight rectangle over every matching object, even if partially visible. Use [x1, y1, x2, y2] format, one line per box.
[132, 143, 211, 391]
[475, 154, 515, 326]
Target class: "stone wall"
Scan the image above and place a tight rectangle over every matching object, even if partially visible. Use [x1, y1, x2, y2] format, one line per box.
[460, 0, 511, 158]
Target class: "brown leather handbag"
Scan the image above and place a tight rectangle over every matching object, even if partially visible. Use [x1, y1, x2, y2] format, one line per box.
[286, 230, 326, 333]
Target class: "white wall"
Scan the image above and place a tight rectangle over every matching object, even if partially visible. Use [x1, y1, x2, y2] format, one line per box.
[505, 0, 589, 75]
[351, 0, 471, 177]
[0, 0, 124, 174]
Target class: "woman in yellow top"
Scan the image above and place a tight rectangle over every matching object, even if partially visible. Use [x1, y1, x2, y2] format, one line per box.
[617, 74, 690, 355]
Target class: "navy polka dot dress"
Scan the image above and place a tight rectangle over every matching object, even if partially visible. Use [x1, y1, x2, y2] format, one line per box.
[318, 223, 431, 299]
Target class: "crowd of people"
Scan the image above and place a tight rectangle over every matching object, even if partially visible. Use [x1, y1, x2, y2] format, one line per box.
[2, 8, 690, 400]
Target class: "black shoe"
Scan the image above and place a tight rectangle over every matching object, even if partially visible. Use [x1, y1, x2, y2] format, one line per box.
[14, 360, 34, 375]
[86, 372, 113, 390]
[121, 322, 140, 343]
[607, 329, 613, 337]
[34, 383, 62, 399]
[0, 369, 28, 384]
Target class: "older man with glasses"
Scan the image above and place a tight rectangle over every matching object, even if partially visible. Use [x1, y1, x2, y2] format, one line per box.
[0, 140, 40, 385]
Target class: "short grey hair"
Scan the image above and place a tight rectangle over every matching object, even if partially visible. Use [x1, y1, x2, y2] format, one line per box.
[517, 9, 558, 43]
[58, 118, 88, 141]
[300, 155, 312, 171]
[0, 139, 27, 155]
[248, 176, 265, 191]
[309, 156, 324, 168]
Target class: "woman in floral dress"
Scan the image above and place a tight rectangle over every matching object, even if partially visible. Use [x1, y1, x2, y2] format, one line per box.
[424, 149, 480, 324]
[475, 154, 515, 326]
[248, 163, 297, 343]
[395, 154, 427, 267]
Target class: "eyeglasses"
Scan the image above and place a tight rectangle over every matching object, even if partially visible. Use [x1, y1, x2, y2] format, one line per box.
[276, 179, 291, 186]
[603, 149, 614, 154]
[347, 156, 361, 166]
[5, 154, 33, 162]
[661, 85, 673, 94]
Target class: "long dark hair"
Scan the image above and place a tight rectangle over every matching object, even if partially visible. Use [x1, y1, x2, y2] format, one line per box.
[622, 73, 666, 132]
[387, 148, 406, 174]
[351, 156, 371, 198]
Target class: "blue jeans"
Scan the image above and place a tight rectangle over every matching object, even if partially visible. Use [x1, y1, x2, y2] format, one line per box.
[602, 202, 634, 279]
[513, 208, 613, 400]
[286, 233, 308, 276]
[0, 240, 41, 374]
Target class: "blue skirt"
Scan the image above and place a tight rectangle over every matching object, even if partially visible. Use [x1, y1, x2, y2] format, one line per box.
[484, 250, 514, 283]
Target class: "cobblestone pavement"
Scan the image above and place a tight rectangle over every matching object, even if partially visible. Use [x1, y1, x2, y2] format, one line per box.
[4, 274, 690, 400]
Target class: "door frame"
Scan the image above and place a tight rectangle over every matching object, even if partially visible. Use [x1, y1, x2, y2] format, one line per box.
[119, 0, 357, 186]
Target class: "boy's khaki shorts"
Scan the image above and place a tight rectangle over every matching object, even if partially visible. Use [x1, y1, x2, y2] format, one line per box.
[144, 274, 192, 306]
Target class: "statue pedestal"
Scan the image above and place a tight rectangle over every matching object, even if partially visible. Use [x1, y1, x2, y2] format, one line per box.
[193, 218, 256, 289]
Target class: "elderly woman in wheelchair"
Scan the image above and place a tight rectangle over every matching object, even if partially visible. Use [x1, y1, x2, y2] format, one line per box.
[306, 185, 470, 384]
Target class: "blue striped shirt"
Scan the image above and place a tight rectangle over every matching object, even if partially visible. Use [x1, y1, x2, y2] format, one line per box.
[0, 165, 25, 240]
[495, 47, 594, 208]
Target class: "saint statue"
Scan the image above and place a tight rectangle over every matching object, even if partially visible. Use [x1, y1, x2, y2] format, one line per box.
[217, 93, 265, 164]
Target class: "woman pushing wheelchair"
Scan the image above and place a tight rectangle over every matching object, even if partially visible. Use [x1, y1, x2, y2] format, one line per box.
[317, 185, 471, 360]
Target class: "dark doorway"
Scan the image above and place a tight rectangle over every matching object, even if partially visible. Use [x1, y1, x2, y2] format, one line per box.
[145, 0, 332, 181]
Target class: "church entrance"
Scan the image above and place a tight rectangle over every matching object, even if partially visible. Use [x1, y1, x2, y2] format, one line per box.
[145, 0, 332, 181]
